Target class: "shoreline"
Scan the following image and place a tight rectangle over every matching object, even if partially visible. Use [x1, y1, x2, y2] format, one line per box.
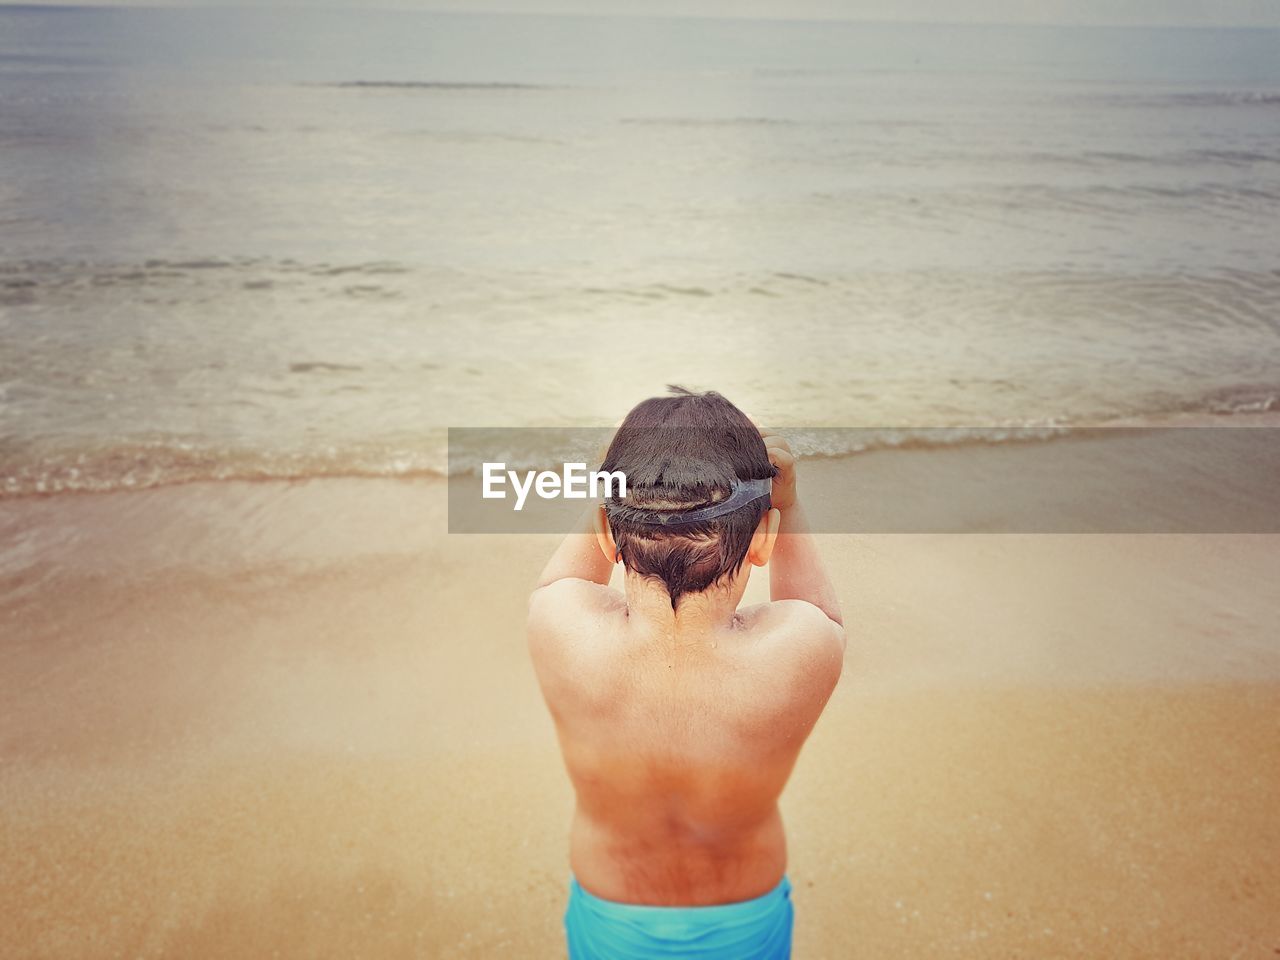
[5, 408, 1280, 502]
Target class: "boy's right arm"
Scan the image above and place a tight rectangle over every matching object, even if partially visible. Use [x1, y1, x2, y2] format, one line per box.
[760, 428, 845, 639]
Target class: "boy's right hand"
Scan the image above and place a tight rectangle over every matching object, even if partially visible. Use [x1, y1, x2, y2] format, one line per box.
[759, 427, 798, 511]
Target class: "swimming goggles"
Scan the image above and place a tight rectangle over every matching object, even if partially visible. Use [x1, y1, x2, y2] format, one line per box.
[606, 477, 772, 527]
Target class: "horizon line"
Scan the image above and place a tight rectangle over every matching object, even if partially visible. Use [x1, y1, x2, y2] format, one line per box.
[3, 2, 1280, 30]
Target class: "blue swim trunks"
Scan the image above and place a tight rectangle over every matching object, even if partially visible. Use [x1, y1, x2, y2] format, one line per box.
[564, 875, 793, 959]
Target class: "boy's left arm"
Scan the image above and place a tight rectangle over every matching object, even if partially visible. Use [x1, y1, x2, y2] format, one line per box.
[532, 504, 615, 591]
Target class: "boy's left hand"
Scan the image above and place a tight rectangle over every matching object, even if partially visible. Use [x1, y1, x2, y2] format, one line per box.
[758, 427, 797, 512]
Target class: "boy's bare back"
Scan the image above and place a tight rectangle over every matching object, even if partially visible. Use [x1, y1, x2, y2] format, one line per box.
[529, 579, 842, 905]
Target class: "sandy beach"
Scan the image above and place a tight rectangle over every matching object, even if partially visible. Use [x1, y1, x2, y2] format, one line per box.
[3, 462, 1278, 959]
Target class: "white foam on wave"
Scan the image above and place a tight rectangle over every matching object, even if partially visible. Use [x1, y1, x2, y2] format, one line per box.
[6, 387, 1279, 498]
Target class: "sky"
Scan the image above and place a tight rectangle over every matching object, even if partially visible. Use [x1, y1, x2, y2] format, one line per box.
[6, 0, 1280, 28]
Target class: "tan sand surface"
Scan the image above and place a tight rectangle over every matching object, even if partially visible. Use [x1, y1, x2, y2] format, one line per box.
[2, 478, 1278, 958]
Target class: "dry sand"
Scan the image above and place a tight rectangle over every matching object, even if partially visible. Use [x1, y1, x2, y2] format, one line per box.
[2, 476, 1279, 958]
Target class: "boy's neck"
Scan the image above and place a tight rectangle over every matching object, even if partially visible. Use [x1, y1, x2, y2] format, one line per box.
[622, 571, 747, 637]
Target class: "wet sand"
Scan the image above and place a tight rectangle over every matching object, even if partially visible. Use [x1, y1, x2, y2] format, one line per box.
[2, 475, 1279, 958]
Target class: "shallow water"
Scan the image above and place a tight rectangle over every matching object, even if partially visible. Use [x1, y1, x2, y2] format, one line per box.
[2, 9, 1279, 494]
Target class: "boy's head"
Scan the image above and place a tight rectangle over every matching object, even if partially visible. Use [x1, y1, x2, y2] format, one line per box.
[597, 387, 778, 607]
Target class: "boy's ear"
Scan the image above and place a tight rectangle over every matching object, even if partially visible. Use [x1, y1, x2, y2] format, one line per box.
[592, 504, 620, 564]
[747, 508, 781, 568]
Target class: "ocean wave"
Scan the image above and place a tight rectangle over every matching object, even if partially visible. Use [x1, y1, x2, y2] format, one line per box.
[978, 148, 1276, 170]
[0, 442, 449, 499]
[388, 129, 564, 146]
[289, 361, 364, 374]
[1197, 385, 1280, 416]
[6, 388, 1279, 499]
[320, 80, 552, 91]
[816, 145, 1280, 174]
[0, 258, 420, 297]
[1162, 90, 1280, 107]
[1098, 89, 1280, 109]
[619, 116, 796, 127]
[799, 180, 1280, 222]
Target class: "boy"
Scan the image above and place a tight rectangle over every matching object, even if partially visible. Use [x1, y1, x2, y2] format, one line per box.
[527, 388, 845, 959]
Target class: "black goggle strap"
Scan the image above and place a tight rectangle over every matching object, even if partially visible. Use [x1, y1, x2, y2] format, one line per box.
[606, 477, 772, 527]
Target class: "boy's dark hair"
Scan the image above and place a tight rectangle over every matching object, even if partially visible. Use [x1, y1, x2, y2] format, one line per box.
[601, 387, 775, 607]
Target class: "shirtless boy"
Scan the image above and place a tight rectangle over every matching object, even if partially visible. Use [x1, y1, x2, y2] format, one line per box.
[527, 388, 845, 959]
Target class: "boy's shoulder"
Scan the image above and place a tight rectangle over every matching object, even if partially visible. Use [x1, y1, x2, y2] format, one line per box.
[526, 578, 624, 651]
[736, 599, 846, 672]
[528, 577, 622, 624]
[736, 600, 846, 719]
[525, 579, 627, 695]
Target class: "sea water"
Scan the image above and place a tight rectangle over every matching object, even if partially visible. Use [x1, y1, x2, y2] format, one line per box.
[1, 7, 1279, 494]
